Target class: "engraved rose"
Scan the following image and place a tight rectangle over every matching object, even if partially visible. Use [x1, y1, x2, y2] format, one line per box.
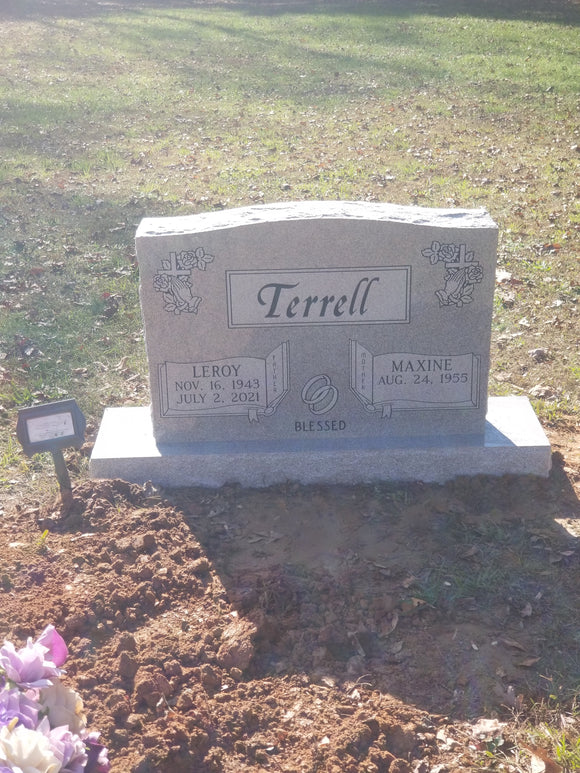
[177, 250, 196, 269]
[439, 243, 459, 262]
[422, 241, 459, 265]
[153, 274, 171, 293]
[466, 264, 483, 284]
[177, 247, 214, 271]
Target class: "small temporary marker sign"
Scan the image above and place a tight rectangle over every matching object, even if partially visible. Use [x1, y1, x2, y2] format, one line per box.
[17, 399, 86, 500]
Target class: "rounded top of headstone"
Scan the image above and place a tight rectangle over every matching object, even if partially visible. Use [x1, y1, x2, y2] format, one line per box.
[136, 201, 497, 238]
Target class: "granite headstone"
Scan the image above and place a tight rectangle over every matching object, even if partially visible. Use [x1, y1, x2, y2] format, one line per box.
[90, 202, 551, 486]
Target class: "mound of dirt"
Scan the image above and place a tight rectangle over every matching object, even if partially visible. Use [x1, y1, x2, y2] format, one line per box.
[1, 431, 578, 771]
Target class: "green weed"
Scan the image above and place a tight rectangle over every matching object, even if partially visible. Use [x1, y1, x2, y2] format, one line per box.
[0, 436, 21, 469]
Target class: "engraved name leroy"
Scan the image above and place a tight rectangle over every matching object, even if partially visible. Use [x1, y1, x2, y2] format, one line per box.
[226, 267, 411, 327]
[159, 344, 290, 422]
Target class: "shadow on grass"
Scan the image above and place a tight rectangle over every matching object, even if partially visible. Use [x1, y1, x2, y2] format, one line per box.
[2, 0, 579, 25]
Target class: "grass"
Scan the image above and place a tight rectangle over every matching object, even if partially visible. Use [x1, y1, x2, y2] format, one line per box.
[0, 8, 578, 457]
[0, 3, 577, 473]
[0, 11, 578, 764]
[478, 699, 580, 772]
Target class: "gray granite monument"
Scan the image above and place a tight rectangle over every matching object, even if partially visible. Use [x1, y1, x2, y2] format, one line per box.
[90, 201, 551, 486]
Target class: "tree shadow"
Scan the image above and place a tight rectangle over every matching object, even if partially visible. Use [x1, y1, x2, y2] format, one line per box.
[2, 0, 578, 25]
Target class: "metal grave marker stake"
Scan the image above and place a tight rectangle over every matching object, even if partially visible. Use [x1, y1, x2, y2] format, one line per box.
[17, 399, 86, 500]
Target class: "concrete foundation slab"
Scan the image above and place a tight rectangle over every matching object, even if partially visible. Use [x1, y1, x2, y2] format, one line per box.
[90, 396, 551, 488]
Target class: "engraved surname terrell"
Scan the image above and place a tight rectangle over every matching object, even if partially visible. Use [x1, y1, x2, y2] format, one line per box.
[258, 276, 378, 320]
[227, 267, 411, 327]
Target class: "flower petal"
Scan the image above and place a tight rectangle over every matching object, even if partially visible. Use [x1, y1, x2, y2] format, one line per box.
[37, 626, 68, 668]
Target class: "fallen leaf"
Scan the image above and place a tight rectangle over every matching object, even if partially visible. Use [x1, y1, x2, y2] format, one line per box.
[521, 602, 533, 617]
[385, 640, 404, 655]
[530, 754, 546, 773]
[494, 372, 513, 382]
[501, 637, 526, 651]
[399, 597, 427, 614]
[529, 348, 550, 363]
[530, 384, 556, 399]
[496, 269, 513, 283]
[436, 727, 459, 750]
[522, 743, 563, 773]
[379, 610, 399, 637]
[516, 656, 540, 667]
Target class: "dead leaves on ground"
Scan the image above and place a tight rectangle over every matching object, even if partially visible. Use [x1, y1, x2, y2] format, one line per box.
[522, 743, 563, 773]
[499, 637, 541, 668]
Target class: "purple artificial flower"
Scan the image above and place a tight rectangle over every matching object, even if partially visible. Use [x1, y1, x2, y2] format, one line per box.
[0, 627, 66, 689]
[0, 686, 41, 730]
[36, 626, 68, 669]
[36, 719, 87, 773]
[84, 731, 111, 773]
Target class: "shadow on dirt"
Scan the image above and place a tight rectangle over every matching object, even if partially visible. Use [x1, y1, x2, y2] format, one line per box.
[3, 455, 578, 770]
[176, 454, 580, 719]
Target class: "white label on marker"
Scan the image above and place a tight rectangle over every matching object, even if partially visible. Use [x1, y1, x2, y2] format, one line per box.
[27, 412, 75, 443]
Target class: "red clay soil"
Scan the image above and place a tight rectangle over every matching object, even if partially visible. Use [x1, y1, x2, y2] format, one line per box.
[0, 426, 579, 772]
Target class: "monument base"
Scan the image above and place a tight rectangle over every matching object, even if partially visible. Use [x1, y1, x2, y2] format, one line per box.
[89, 396, 551, 488]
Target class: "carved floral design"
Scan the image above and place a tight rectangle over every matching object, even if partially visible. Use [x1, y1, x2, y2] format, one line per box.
[154, 248, 214, 315]
[422, 241, 483, 308]
[422, 241, 459, 265]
